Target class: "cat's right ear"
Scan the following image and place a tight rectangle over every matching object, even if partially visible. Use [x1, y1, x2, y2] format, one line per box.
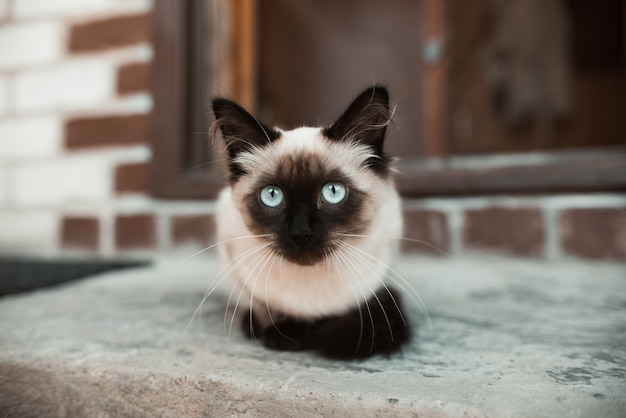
[323, 86, 392, 176]
[323, 86, 390, 149]
[212, 98, 280, 159]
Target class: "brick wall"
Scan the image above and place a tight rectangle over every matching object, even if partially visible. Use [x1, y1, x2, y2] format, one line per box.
[0, 0, 624, 261]
[403, 195, 626, 260]
[0, 0, 216, 257]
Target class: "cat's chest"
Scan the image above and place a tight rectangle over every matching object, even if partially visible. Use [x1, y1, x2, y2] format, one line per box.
[232, 245, 386, 319]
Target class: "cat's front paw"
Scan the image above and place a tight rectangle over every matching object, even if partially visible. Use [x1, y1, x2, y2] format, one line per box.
[314, 287, 412, 359]
[240, 309, 261, 340]
[260, 320, 313, 352]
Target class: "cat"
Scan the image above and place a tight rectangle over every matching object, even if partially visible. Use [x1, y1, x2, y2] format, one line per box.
[212, 86, 410, 359]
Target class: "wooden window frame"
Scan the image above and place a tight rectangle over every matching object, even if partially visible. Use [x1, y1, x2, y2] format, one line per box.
[150, 0, 227, 199]
[150, 0, 626, 200]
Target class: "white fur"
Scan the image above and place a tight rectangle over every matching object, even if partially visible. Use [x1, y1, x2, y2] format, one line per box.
[215, 127, 403, 321]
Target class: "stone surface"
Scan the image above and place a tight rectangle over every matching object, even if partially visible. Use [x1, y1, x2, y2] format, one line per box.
[0, 256, 624, 417]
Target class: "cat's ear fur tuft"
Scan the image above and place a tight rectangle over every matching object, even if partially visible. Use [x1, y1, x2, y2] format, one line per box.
[323, 86, 392, 174]
[212, 98, 280, 156]
[212, 98, 280, 181]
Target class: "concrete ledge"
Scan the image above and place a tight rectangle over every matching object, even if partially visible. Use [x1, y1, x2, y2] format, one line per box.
[1, 256, 625, 417]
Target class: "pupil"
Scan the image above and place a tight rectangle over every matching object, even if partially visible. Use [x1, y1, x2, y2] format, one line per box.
[330, 185, 336, 194]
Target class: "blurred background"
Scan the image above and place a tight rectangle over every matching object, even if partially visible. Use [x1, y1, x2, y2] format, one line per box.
[0, 0, 624, 267]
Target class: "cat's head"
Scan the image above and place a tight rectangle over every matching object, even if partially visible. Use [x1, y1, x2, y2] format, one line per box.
[212, 86, 397, 266]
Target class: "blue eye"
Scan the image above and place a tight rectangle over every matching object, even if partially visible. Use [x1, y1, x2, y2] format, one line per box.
[321, 182, 347, 204]
[260, 185, 284, 207]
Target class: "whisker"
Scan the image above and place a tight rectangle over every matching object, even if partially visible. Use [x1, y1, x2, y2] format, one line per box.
[224, 247, 272, 354]
[223, 243, 269, 328]
[334, 249, 375, 354]
[337, 240, 407, 329]
[245, 248, 276, 347]
[185, 240, 271, 334]
[337, 243, 395, 344]
[330, 246, 364, 353]
[170, 233, 273, 276]
[263, 250, 293, 341]
[336, 232, 449, 257]
[338, 239, 433, 336]
[226, 247, 272, 338]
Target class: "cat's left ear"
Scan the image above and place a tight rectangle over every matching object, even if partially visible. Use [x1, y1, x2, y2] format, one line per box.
[212, 98, 280, 158]
[323, 85, 391, 157]
[212, 98, 281, 181]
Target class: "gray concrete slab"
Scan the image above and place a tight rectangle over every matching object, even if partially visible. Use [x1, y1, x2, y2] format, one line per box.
[0, 255, 625, 417]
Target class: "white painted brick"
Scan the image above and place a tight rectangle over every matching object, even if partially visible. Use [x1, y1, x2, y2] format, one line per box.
[0, 0, 8, 20]
[14, 0, 109, 18]
[0, 76, 7, 115]
[106, 0, 154, 15]
[0, 116, 61, 160]
[0, 167, 6, 205]
[14, 156, 111, 206]
[105, 92, 153, 114]
[0, 210, 58, 251]
[0, 22, 63, 70]
[14, 0, 153, 18]
[15, 60, 114, 112]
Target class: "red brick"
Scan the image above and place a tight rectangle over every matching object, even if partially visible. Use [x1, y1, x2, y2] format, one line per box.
[69, 14, 151, 52]
[402, 209, 449, 255]
[560, 208, 626, 259]
[171, 215, 215, 247]
[115, 214, 156, 250]
[61, 216, 99, 251]
[115, 163, 148, 194]
[117, 62, 151, 95]
[463, 207, 544, 256]
[65, 114, 148, 149]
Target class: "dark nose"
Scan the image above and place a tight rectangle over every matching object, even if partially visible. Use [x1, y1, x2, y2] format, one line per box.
[289, 212, 314, 247]
[290, 229, 313, 247]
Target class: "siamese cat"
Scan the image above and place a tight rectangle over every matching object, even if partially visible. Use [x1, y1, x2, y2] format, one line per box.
[212, 86, 410, 359]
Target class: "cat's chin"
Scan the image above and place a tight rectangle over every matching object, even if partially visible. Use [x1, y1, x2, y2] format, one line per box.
[280, 250, 328, 267]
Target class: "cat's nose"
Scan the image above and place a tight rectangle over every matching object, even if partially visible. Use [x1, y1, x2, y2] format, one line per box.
[289, 212, 314, 247]
[290, 229, 313, 247]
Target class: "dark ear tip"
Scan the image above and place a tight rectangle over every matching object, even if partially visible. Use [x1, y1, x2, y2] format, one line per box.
[366, 85, 389, 101]
[211, 97, 225, 107]
[373, 84, 389, 95]
[211, 97, 234, 115]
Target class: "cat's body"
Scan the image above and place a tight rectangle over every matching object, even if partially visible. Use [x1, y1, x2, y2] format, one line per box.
[213, 86, 410, 359]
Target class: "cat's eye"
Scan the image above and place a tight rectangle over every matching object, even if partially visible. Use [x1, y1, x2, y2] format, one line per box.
[260, 185, 284, 207]
[320, 182, 347, 205]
